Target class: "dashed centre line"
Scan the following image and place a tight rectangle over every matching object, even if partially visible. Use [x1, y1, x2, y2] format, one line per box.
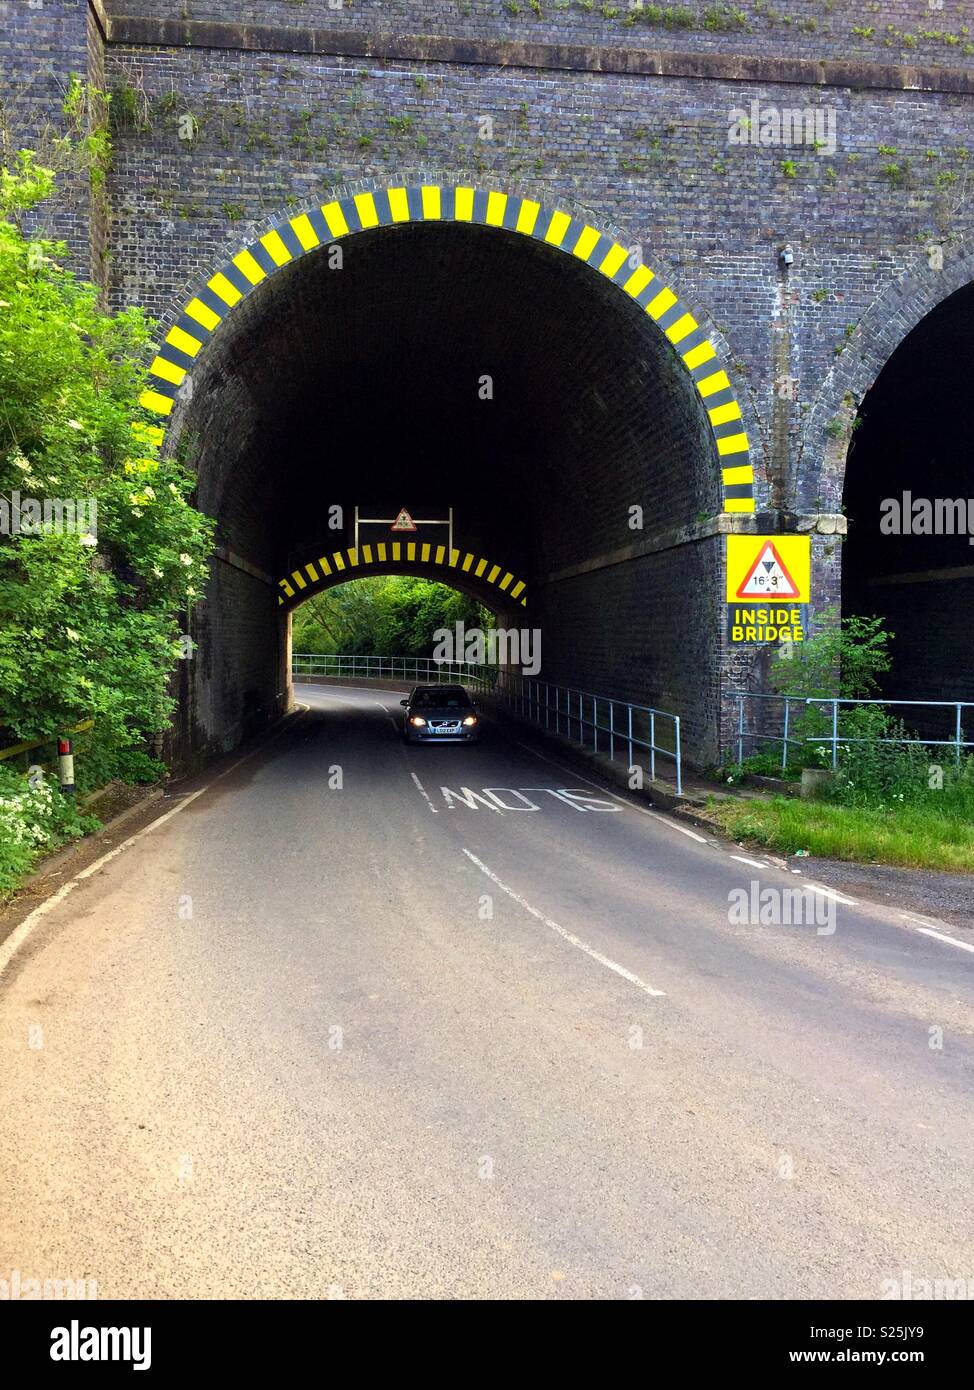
[410, 772, 439, 813]
[461, 848, 666, 999]
[916, 926, 974, 955]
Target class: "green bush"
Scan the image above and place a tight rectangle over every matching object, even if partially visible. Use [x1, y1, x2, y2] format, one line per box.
[0, 763, 98, 897]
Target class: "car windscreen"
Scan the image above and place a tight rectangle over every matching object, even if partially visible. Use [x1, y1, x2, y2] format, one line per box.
[412, 689, 472, 709]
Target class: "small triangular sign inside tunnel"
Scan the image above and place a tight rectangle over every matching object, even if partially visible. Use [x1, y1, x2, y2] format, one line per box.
[390, 508, 417, 532]
[736, 541, 800, 599]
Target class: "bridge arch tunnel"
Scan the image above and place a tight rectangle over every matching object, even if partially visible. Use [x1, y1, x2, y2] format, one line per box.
[149, 186, 755, 767]
[842, 276, 974, 724]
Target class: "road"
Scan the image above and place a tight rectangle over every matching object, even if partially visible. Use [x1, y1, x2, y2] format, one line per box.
[1, 684, 972, 1300]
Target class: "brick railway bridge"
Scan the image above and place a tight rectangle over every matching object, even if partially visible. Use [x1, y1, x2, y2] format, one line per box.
[6, 0, 974, 767]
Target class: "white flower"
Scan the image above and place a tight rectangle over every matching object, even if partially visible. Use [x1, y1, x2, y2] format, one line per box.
[65, 628, 81, 642]
[151, 565, 163, 579]
[79, 533, 97, 547]
[12, 454, 30, 472]
[179, 553, 192, 566]
[66, 419, 84, 431]
[131, 507, 144, 517]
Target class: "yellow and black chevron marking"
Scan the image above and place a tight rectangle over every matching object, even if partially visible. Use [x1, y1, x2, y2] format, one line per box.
[140, 184, 754, 513]
[276, 544, 528, 610]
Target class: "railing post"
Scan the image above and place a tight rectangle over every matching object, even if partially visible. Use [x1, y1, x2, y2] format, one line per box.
[782, 698, 790, 773]
[831, 699, 838, 770]
[627, 703, 633, 772]
[737, 693, 744, 767]
[674, 716, 682, 796]
[650, 710, 656, 784]
[956, 703, 963, 768]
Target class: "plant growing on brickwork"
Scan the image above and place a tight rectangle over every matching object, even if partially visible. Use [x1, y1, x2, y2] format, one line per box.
[0, 75, 111, 234]
[702, 4, 746, 30]
[109, 77, 152, 135]
[0, 158, 214, 780]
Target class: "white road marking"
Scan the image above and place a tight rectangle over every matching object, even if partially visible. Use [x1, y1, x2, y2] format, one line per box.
[805, 883, 857, 906]
[916, 926, 974, 955]
[0, 709, 305, 979]
[410, 772, 438, 813]
[731, 855, 767, 870]
[462, 848, 666, 998]
[509, 737, 709, 842]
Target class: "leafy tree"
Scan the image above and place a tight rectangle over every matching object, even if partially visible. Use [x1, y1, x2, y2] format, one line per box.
[0, 153, 214, 774]
[292, 576, 490, 658]
[770, 609, 893, 700]
[768, 609, 895, 763]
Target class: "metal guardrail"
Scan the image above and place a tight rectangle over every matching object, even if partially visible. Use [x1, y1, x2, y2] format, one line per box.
[293, 654, 682, 793]
[728, 691, 974, 770]
[292, 653, 496, 685]
[488, 671, 682, 795]
[0, 718, 94, 764]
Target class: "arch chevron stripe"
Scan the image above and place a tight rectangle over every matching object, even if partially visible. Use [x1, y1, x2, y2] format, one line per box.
[141, 184, 754, 514]
[277, 545, 528, 609]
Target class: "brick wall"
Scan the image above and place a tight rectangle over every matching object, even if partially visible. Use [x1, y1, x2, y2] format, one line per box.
[102, 0, 974, 71]
[5, 0, 971, 765]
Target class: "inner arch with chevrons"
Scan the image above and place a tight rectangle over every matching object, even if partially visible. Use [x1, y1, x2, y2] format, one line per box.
[279, 543, 527, 612]
[139, 182, 756, 524]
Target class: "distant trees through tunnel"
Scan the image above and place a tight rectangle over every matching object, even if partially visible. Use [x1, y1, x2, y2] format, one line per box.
[291, 577, 492, 660]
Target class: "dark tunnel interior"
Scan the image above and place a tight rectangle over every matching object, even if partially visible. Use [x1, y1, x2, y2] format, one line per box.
[164, 219, 730, 761]
[174, 220, 718, 591]
[842, 280, 974, 710]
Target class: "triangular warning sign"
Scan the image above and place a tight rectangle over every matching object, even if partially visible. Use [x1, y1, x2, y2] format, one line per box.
[390, 508, 417, 532]
[736, 541, 800, 599]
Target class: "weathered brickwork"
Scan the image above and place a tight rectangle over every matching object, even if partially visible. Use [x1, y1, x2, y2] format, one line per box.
[4, 0, 972, 764]
[0, 0, 101, 268]
[103, 0, 974, 72]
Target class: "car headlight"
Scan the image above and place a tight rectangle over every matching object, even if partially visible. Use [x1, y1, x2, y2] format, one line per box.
[409, 715, 426, 727]
[462, 715, 478, 726]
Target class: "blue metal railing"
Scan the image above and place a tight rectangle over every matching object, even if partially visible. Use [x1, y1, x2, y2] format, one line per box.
[727, 690, 974, 770]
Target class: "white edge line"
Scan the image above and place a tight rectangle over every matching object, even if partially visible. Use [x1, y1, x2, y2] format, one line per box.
[916, 926, 974, 955]
[731, 854, 767, 870]
[0, 709, 305, 979]
[805, 882, 857, 906]
[461, 848, 666, 998]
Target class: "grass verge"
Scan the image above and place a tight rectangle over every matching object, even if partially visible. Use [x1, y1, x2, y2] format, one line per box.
[705, 795, 974, 873]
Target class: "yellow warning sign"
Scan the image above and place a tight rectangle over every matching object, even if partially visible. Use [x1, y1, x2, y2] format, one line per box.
[726, 534, 810, 604]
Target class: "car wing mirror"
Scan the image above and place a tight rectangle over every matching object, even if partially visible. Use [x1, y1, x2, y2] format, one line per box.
[400, 699, 408, 706]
